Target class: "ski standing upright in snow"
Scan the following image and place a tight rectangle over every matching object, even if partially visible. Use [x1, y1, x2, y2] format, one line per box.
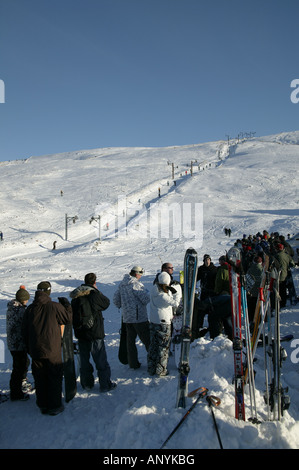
[176, 248, 198, 408]
[267, 269, 290, 421]
[240, 274, 260, 423]
[227, 247, 245, 421]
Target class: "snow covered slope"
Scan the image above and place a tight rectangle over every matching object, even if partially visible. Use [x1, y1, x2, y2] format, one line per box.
[0, 132, 298, 449]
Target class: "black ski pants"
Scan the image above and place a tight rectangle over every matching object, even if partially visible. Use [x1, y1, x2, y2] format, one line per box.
[9, 351, 30, 399]
[126, 321, 150, 369]
[32, 358, 63, 412]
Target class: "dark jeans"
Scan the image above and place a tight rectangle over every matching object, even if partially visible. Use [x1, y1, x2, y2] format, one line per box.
[78, 338, 111, 391]
[126, 322, 150, 368]
[9, 351, 30, 399]
[32, 358, 63, 411]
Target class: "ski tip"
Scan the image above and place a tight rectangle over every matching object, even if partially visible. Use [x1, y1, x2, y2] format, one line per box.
[186, 247, 197, 255]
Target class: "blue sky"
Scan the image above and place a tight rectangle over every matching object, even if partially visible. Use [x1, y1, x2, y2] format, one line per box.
[0, 0, 299, 162]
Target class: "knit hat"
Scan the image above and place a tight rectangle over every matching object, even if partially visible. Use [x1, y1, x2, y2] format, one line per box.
[37, 281, 51, 295]
[158, 272, 171, 285]
[16, 285, 30, 303]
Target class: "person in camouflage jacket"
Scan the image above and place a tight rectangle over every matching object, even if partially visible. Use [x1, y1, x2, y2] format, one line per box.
[113, 266, 150, 369]
[6, 286, 31, 401]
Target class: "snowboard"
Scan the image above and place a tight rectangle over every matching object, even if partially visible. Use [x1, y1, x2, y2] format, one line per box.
[62, 323, 77, 403]
[118, 319, 128, 365]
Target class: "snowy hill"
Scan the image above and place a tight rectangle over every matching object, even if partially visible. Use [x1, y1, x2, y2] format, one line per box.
[0, 132, 299, 450]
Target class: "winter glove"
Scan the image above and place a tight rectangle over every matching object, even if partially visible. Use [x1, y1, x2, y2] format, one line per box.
[167, 286, 177, 294]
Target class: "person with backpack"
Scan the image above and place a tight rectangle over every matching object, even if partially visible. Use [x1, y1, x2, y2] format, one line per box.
[70, 273, 116, 393]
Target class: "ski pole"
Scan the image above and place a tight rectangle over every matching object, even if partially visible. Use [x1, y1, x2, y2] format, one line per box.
[261, 287, 270, 420]
[241, 281, 259, 423]
[206, 395, 223, 449]
[273, 271, 282, 421]
[160, 387, 208, 449]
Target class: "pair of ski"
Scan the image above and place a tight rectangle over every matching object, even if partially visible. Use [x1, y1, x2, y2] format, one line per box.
[262, 270, 290, 420]
[228, 247, 247, 421]
[248, 264, 290, 421]
[175, 248, 198, 408]
[228, 247, 272, 422]
[228, 248, 290, 422]
[163, 249, 223, 448]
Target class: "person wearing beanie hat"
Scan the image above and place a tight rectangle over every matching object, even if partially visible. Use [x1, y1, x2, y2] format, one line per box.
[22, 281, 72, 415]
[197, 254, 217, 300]
[6, 285, 31, 401]
[16, 285, 30, 303]
[148, 269, 182, 377]
[113, 266, 150, 369]
[192, 254, 217, 338]
[214, 255, 230, 296]
[158, 272, 171, 285]
[37, 281, 51, 294]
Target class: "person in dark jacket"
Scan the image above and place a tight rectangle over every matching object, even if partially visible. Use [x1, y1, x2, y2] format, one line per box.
[214, 255, 230, 295]
[274, 244, 295, 307]
[205, 256, 232, 340]
[197, 254, 218, 300]
[70, 273, 116, 393]
[22, 281, 72, 415]
[192, 255, 217, 338]
[245, 256, 264, 322]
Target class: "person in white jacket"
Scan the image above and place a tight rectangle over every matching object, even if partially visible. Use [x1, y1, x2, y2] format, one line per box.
[147, 272, 181, 377]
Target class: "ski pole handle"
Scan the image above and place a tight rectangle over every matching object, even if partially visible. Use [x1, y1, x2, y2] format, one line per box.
[188, 386, 208, 398]
[206, 395, 221, 407]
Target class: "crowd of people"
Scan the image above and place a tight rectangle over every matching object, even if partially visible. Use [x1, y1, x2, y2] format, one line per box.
[4, 230, 296, 415]
[5, 266, 183, 415]
[192, 230, 296, 341]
